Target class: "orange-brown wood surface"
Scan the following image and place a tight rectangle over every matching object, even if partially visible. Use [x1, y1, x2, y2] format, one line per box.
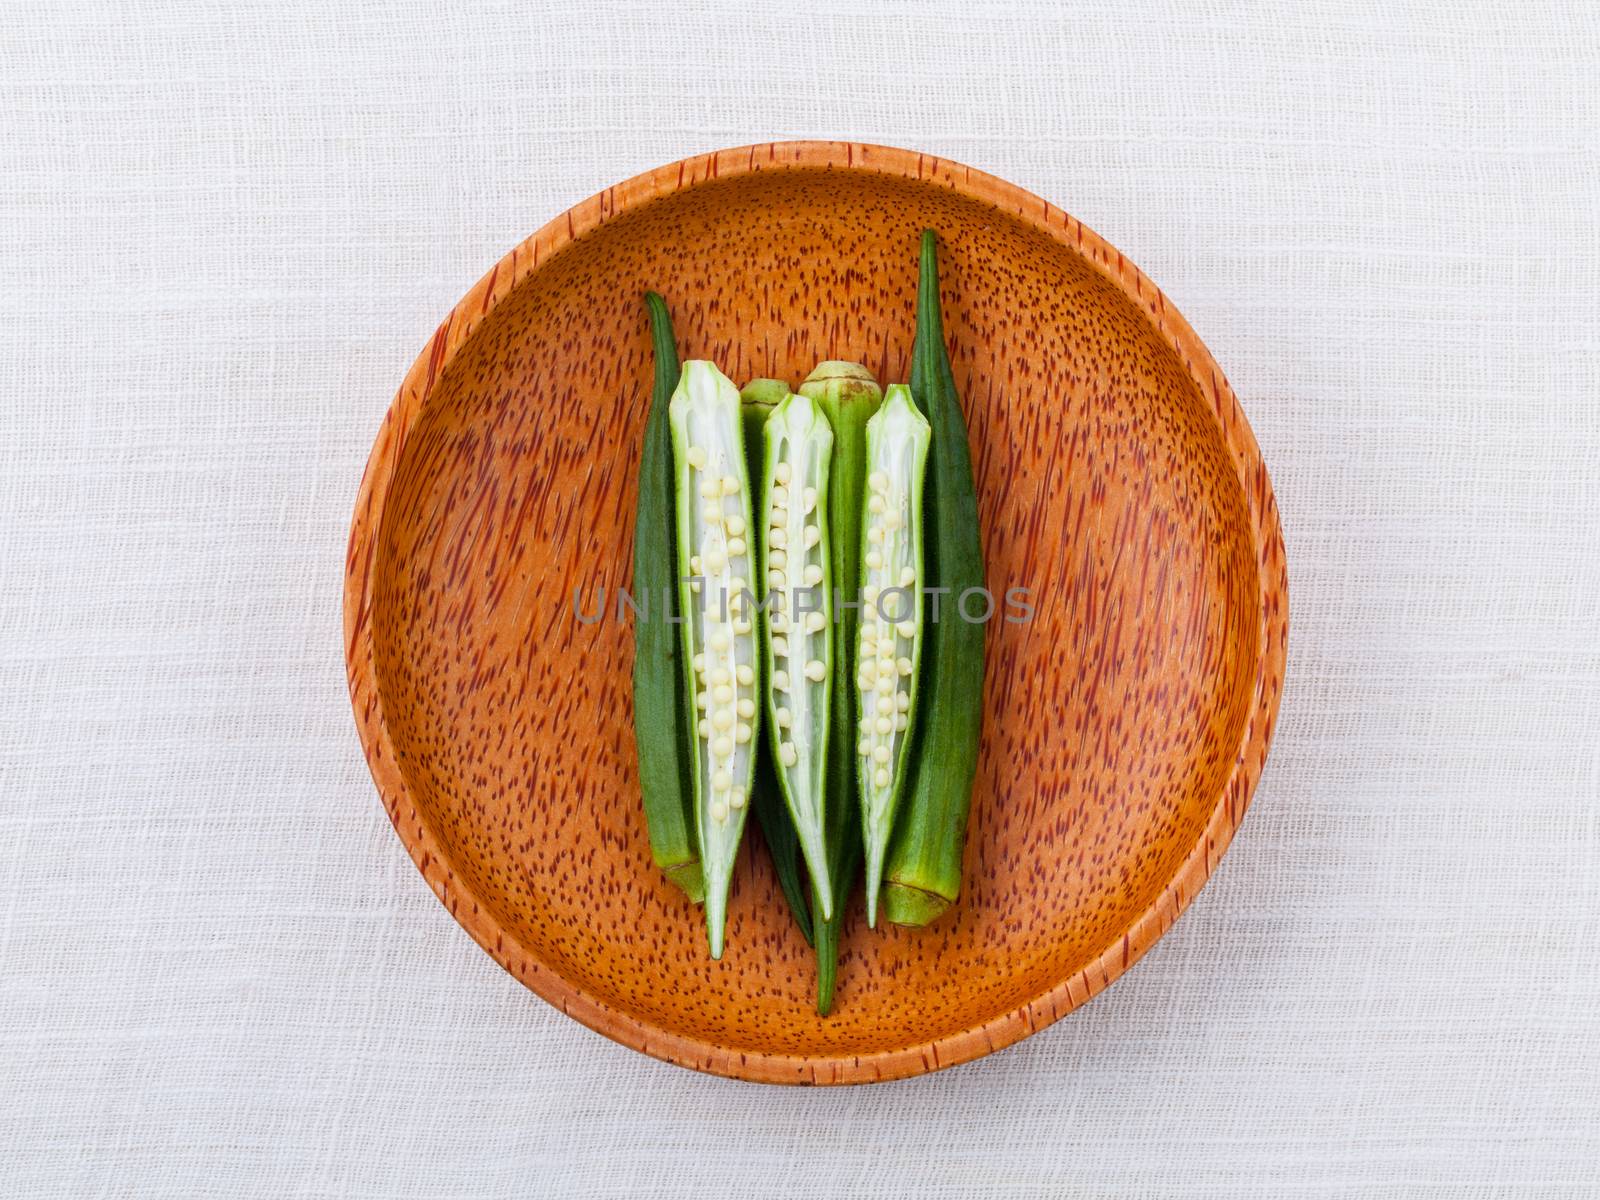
[344, 142, 1288, 1085]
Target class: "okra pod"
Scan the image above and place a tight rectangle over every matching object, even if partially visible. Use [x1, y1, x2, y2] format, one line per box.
[632, 294, 704, 902]
[669, 361, 763, 957]
[855, 386, 930, 925]
[798, 362, 882, 1013]
[759, 389, 836, 915]
[883, 232, 986, 926]
[741, 379, 813, 946]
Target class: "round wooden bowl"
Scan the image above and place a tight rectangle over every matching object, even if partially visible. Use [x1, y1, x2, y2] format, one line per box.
[345, 141, 1287, 1084]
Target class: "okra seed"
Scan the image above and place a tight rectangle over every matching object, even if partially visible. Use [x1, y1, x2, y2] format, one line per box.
[772, 635, 789, 656]
[769, 549, 787, 569]
[699, 478, 720, 500]
[725, 513, 746, 537]
[735, 723, 751, 742]
[803, 525, 820, 548]
[775, 707, 791, 727]
[803, 564, 824, 586]
[872, 745, 890, 765]
[736, 697, 755, 719]
[895, 692, 910, 711]
[733, 618, 751, 635]
[697, 718, 709, 737]
[703, 548, 727, 574]
[712, 769, 732, 791]
[686, 446, 708, 470]
[735, 665, 753, 686]
[867, 527, 884, 544]
[894, 713, 909, 731]
[803, 487, 817, 510]
[767, 569, 784, 588]
[719, 475, 738, 495]
[689, 581, 701, 594]
[730, 792, 746, 810]
[711, 667, 731, 686]
[897, 657, 914, 676]
[689, 555, 703, 573]
[875, 676, 894, 695]
[875, 716, 893, 735]
[897, 620, 916, 640]
[869, 471, 889, 493]
[709, 629, 730, 652]
[876, 694, 893, 715]
[804, 659, 826, 682]
[711, 709, 733, 730]
[858, 738, 870, 755]
[692, 653, 705, 674]
[711, 802, 728, 822]
[900, 566, 916, 587]
[696, 691, 709, 710]
[771, 485, 789, 506]
[804, 611, 826, 633]
[727, 537, 746, 557]
[860, 658, 878, 680]
[865, 550, 883, 569]
[712, 684, 733, 705]
[774, 462, 791, 485]
[883, 511, 902, 531]
[874, 767, 890, 787]
[867, 495, 886, 514]
[713, 736, 733, 758]
[863, 585, 880, 604]
[773, 670, 790, 691]
[778, 742, 798, 767]
[876, 637, 895, 657]
[770, 527, 788, 549]
[857, 673, 873, 691]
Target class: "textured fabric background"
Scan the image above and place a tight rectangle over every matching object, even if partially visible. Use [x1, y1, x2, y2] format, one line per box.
[3, 1, 1598, 1195]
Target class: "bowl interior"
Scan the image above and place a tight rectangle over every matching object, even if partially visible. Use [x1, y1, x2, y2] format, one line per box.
[368, 167, 1261, 1064]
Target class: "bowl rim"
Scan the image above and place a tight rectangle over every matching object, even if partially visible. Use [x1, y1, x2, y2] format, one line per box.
[343, 140, 1288, 1085]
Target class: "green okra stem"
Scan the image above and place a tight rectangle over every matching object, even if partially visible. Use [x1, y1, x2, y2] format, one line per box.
[759, 390, 836, 917]
[669, 361, 764, 957]
[741, 379, 813, 946]
[883, 232, 987, 927]
[798, 361, 882, 1013]
[855, 385, 931, 925]
[632, 294, 704, 903]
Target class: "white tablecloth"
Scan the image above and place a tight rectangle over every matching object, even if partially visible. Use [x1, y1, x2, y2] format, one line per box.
[4, 2, 1597, 1195]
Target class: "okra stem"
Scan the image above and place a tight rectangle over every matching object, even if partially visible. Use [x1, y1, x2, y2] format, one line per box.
[632, 294, 704, 902]
[669, 361, 764, 957]
[883, 232, 986, 927]
[855, 386, 930, 925]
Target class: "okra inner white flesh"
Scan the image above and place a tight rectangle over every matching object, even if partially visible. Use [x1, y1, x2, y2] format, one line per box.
[669, 361, 761, 958]
[761, 392, 834, 915]
[856, 385, 931, 920]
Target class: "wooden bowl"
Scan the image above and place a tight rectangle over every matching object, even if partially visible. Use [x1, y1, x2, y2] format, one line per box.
[345, 141, 1287, 1084]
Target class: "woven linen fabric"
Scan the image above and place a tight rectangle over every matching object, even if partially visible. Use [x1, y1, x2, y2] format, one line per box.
[3, 1, 1598, 1195]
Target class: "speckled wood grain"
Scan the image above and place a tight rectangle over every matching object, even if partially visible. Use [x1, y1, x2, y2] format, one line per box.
[344, 142, 1287, 1085]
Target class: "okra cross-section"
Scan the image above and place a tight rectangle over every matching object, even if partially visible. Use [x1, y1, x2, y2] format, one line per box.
[855, 384, 931, 925]
[668, 360, 762, 959]
[760, 390, 835, 917]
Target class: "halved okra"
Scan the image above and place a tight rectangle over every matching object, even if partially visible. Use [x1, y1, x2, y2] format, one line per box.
[856, 385, 931, 925]
[669, 360, 763, 959]
[759, 390, 835, 917]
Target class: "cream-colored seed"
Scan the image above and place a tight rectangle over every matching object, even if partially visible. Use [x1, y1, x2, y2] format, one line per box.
[703, 508, 722, 527]
[689, 554, 703, 573]
[725, 513, 746, 537]
[876, 694, 893, 716]
[703, 548, 727, 574]
[897, 620, 916, 640]
[692, 652, 705, 675]
[736, 697, 755, 719]
[773, 670, 790, 691]
[736, 665, 753, 686]
[711, 709, 733, 730]
[712, 769, 732, 791]
[709, 629, 730, 652]
[689, 581, 701, 594]
[686, 446, 708, 470]
[771, 485, 789, 507]
[872, 745, 890, 765]
[875, 675, 895, 695]
[865, 550, 883, 570]
[769, 527, 788, 549]
[876, 637, 895, 657]
[699, 478, 719, 500]
[883, 511, 902, 532]
[735, 723, 752, 742]
[867, 527, 884, 544]
[713, 736, 733, 758]
[875, 716, 893, 735]
[803, 524, 820, 548]
[894, 712, 909, 731]
[868, 470, 889, 493]
[858, 738, 870, 755]
[696, 718, 709, 737]
[803, 487, 818, 510]
[778, 742, 798, 767]
[711, 802, 728, 822]
[900, 566, 916, 587]
[774, 462, 791, 485]
[720, 475, 739, 495]
[769, 610, 787, 630]
[768, 549, 787, 570]
[860, 657, 878, 680]
[867, 495, 886, 514]
[711, 667, 730, 686]
[895, 691, 910, 711]
[695, 691, 709, 710]
[857, 673, 873, 691]
[730, 792, 746, 810]
[712, 684, 733, 705]
[874, 767, 890, 787]
[897, 657, 914, 676]
[726, 537, 746, 557]
[803, 563, 824, 586]
[767, 569, 784, 589]
[775, 706, 791, 727]
[804, 659, 826, 682]
[804, 611, 826, 633]
[732, 618, 751, 635]
[772, 635, 789, 657]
